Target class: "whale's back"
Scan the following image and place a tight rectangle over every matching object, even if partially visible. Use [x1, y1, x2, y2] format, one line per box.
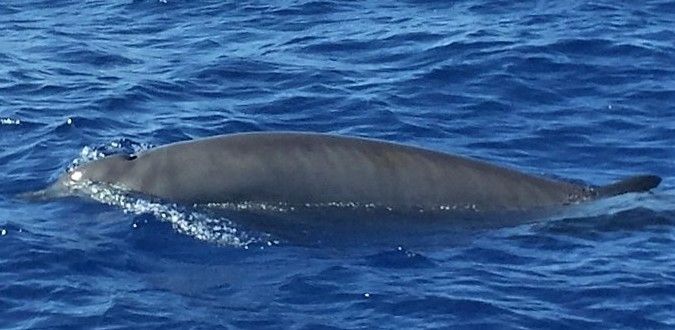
[129, 132, 583, 211]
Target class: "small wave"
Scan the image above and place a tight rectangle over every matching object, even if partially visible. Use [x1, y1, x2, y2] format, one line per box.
[269, 1, 349, 17]
[364, 246, 437, 269]
[53, 49, 138, 68]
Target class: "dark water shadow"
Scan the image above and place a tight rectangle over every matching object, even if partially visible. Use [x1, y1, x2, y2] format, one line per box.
[533, 207, 675, 237]
[197, 205, 564, 250]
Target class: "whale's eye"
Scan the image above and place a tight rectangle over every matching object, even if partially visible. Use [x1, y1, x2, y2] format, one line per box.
[125, 154, 137, 161]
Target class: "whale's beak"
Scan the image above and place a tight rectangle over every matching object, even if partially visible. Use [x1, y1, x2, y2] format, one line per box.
[17, 181, 69, 202]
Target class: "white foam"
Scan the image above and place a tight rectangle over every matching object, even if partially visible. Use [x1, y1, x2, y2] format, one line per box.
[0, 118, 20, 125]
[69, 181, 257, 247]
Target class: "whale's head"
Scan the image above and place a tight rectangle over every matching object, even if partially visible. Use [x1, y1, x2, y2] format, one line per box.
[69, 154, 138, 186]
[21, 154, 139, 201]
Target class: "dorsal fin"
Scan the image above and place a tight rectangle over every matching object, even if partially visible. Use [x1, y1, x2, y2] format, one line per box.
[595, 175, 661, 198]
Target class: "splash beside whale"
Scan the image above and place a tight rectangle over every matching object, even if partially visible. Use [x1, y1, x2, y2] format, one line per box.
[27, 132, 661, 216]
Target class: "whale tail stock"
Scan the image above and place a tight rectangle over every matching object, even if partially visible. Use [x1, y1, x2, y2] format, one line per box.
[595, 174, 662, 198]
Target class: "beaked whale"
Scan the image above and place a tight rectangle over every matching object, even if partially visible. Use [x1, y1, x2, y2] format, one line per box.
[27, 132, 661, 215]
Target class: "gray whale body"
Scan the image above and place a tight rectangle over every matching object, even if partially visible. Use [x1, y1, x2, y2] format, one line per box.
[32, 132, 661, 214]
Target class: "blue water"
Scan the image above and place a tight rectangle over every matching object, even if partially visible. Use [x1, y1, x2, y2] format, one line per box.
[1, 0, 675, 328]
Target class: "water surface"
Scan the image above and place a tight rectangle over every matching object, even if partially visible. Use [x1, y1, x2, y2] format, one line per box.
[1, 1, 674, 329]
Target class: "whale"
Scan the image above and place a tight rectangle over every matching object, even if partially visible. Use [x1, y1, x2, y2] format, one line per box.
[27, 132, 661, 216]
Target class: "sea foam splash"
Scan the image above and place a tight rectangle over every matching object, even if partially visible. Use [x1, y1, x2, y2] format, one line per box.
[1, 118, 21, 125]
[69, 139, 154, 170]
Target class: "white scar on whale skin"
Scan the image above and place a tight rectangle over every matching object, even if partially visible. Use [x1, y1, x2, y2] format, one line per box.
[70, 171, 83, 182]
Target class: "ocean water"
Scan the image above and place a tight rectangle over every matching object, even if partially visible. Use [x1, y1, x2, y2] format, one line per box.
[1, 0, 675, 328]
